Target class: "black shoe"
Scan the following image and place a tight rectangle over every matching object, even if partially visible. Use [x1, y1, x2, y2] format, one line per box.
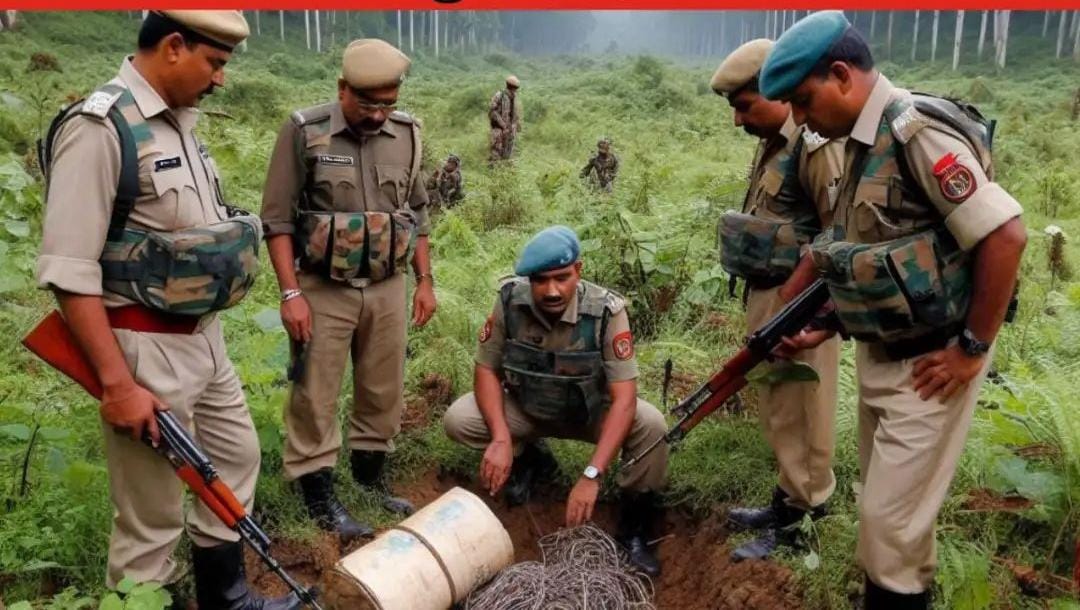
[350, 450, 415, 516]
[730, 525, 800, 562]
[192, 542, 304, 610]
[864, 574, 930, 610]
[727, 486, 789, 531]
[503, 441, 559, 506]
[297, 468, 374, 543]
[616, 490, 663, 578]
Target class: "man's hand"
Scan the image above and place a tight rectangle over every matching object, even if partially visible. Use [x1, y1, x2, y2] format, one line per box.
[480, 439, 513, 496]
[280, 296, 312, 343]
[565, 477, 601, 527]
[100, 382, 167, 445]
[912, 344, 985, 401]
[773, 328, 835, 359]
[412, 280, 437, 327]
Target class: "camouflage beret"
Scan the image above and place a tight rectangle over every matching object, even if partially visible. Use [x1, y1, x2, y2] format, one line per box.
[157, 10, 249, 50]
[506, 75, 520, 88]
[760, 11, 851, 100]
[515, 225, 580, 277]
[342, 39, 411, 90]
[710, 39, 774, 96]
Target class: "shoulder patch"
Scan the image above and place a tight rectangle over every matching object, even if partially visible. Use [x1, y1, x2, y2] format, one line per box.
[889, 104, 929, 145]
[604, 290, 626, 314]
[801, 129, 829, 153]
[80, 90, 122, 120]
[932, 153, 977, 203]
[612, 330, 634, 361]
[388, 110, 414, 125]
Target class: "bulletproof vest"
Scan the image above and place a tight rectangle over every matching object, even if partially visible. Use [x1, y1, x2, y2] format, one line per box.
[500, 279, 614, 426]
[719, 132, 819, 287]
[810, 92, 994, 344]
[39, 82, 259, 316]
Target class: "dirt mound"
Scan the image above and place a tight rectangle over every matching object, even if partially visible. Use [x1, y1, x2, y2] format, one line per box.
[402, 373, 453, 432]
[250, 469, 803, 609]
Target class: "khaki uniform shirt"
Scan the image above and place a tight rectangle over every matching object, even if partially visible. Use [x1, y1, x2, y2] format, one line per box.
[36, 58, 232, 306]
[836, 74, 1022, 250]
[475, 281, 639, 383]
[260, 102, 430, 237]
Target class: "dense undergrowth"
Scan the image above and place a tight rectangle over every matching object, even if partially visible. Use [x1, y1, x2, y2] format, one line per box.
[2, 11, 1080, 609]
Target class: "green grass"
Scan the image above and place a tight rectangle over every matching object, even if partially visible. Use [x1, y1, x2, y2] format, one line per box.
[2, 11, 1080, 609]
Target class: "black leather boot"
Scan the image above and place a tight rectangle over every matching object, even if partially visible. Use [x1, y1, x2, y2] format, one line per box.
[192, 542, 303, 610]
[350, 450, 415, 516]
[503, 440, 560, 506]
[730, 494, 826, 562]
[865, 574, 930, 610]
[297, 468, 373, 543]
[727, 486, 789, 531]
[616, 490, 662, 578]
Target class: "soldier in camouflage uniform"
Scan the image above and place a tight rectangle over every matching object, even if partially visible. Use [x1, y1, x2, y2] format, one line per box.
[710, 39, 845, 562]
[489, 75, 521, 163]
[34, 11, 299, 608]
[443, 226, 669, 577]
[427, 154, 464, 208]
[762, 13, 1026, 607]
[580, 138, 620, 192]
[260, 39, 436, 543]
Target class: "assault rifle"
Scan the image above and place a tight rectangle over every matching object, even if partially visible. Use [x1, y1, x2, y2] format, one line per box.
[22, 311, 323, 610]
[623, 279, 831, 469]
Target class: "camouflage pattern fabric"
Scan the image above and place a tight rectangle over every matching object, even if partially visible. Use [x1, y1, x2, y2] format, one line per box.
[427, 166, 463, 207]
[297, 210, 416, 285]
[580, 153, 620, 192]
[489, 89, 518, 162]
[810, 227, 971, 343]
[719, 211, 817, 285]
[500, 278, 612, 425]
[100, 215, 261, 316]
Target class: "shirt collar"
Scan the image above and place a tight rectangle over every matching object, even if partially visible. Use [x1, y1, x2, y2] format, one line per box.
[330, 103, 397, 138]
[119, 57, 201, 132]
[851, 73, 893, 146]
[779, 111, 798, 143]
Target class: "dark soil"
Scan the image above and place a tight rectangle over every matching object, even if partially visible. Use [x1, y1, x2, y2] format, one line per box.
[401, 373, 453, 432]
[961, 488, 1035, 512]
[249, 469, 803, 609]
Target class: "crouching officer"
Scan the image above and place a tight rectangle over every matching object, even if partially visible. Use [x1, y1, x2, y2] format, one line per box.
[761, 12, 1026, 607]
[260, 39, 435, 543]
[443, 226, 669, 577]
[35, 10, 299, 608]
[710, 39, 844, 561]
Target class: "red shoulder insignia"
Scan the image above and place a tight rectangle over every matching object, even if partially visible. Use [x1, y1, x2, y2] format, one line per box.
[932, 153, 976, 203]
[612, 330, 634, 361]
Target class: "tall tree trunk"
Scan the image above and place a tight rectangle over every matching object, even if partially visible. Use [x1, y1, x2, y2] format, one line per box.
[887, 11, 894, 59]
[305, 10, 311, 50]
[978, 10, 988, 60]
[397, 11, 402, 48]
[279, 11, 284, 42]
[912, 10, 920, 62]
[764, 11, 770, 40]
[314, 9, 321, 53]
[1074, 12, 1080, 61]
[434, 11, 439, 57]
[1044, 10, 1051, 37]
[931, 10, 940, 62]
[409, 11, 415, 53]
[1072, 10, 1080, 39]
[996, 10, 1010, 70]
[870, 11, 877, 41]
[1057, 10, 1068, 58]
[254, 11, 260, 36]
[953, 11, 965, 70]
[444, 10, 449, 52]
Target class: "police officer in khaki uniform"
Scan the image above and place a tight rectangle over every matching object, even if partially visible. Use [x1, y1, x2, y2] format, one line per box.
[35, 11, 299, 609]
[709, 39, 844, 562]
[443, 226, 669, 577]
[260, 39, 436, 543]
[761, 12, 1026, 607]
[489, 75, 521, 163]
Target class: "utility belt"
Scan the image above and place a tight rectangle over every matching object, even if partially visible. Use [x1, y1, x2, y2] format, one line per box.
[106, 304, 202, 335]
[100, 214, 261, 317]
[719, 211, 818, 287]
[296, 210, 417, 286]
[811, 226, 971, 345]
[868, 323, 963, 362]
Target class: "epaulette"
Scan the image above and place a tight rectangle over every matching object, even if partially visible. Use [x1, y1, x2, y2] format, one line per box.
[801, 129, 830, 153]
[388, 110, 415, 125]
[78, 89, 123, 120]
[886, 98, 930, 145]
[290, 103, 333, 128]
[603, 289, 627, 314]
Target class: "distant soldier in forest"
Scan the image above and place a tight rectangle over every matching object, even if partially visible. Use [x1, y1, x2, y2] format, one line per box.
[762, 12, 1026, 608]
[489, 74, 521, 163]
[580, 137, 620, 192]
[427, 154, 464, 208]
[710, 38, 844, 563]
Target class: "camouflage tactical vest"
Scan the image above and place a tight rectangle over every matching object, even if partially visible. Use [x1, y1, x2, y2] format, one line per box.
[720, 132, 820, 287]
[810, 93, 993, 343]
[500, 279, 614, 426]
[292, 105, 422, 288]
[40, 83, 260, 316]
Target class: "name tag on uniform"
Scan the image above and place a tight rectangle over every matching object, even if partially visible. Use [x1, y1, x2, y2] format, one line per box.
[317, 154, 355, 166]
[155, 157, 182, 171]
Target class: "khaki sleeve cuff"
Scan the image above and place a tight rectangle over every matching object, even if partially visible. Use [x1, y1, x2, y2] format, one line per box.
[261, 219, 296, 237]
[604, 359, 639, 383]
[36, 255, 103, 296]
[944, 182, 1023, 251]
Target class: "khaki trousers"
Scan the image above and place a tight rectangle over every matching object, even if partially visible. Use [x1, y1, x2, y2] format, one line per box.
[105, 318, 259, 588]
[855, 341, 993, 593]
[745, 286, 839, 510]
[283, 272, 406, 480]
[443, 391, 668, 492]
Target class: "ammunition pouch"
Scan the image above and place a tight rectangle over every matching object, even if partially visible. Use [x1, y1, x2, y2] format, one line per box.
[502, 340, 607, 426]
[719, 211, 817, 288]
[297, 210, 417, 285]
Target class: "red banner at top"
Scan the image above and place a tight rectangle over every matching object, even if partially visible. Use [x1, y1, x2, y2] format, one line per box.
[9, 3, 1080, 10]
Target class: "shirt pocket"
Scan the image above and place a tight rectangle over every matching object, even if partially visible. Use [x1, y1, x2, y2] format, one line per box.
[375, 164, 410, 209]
[757, 166, 786, 214]
[853, 176, 907, 242]
[148, 165, 200, 229]
[313, 163, 359, 210]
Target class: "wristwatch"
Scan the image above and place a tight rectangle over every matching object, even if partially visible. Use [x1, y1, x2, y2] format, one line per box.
[582, 465, 602, 481]
[958, 328, 990, 356]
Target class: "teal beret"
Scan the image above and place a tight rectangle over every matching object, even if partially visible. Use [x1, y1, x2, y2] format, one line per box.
[515, 225, 580, 276]
[760, 10, 851, 100]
